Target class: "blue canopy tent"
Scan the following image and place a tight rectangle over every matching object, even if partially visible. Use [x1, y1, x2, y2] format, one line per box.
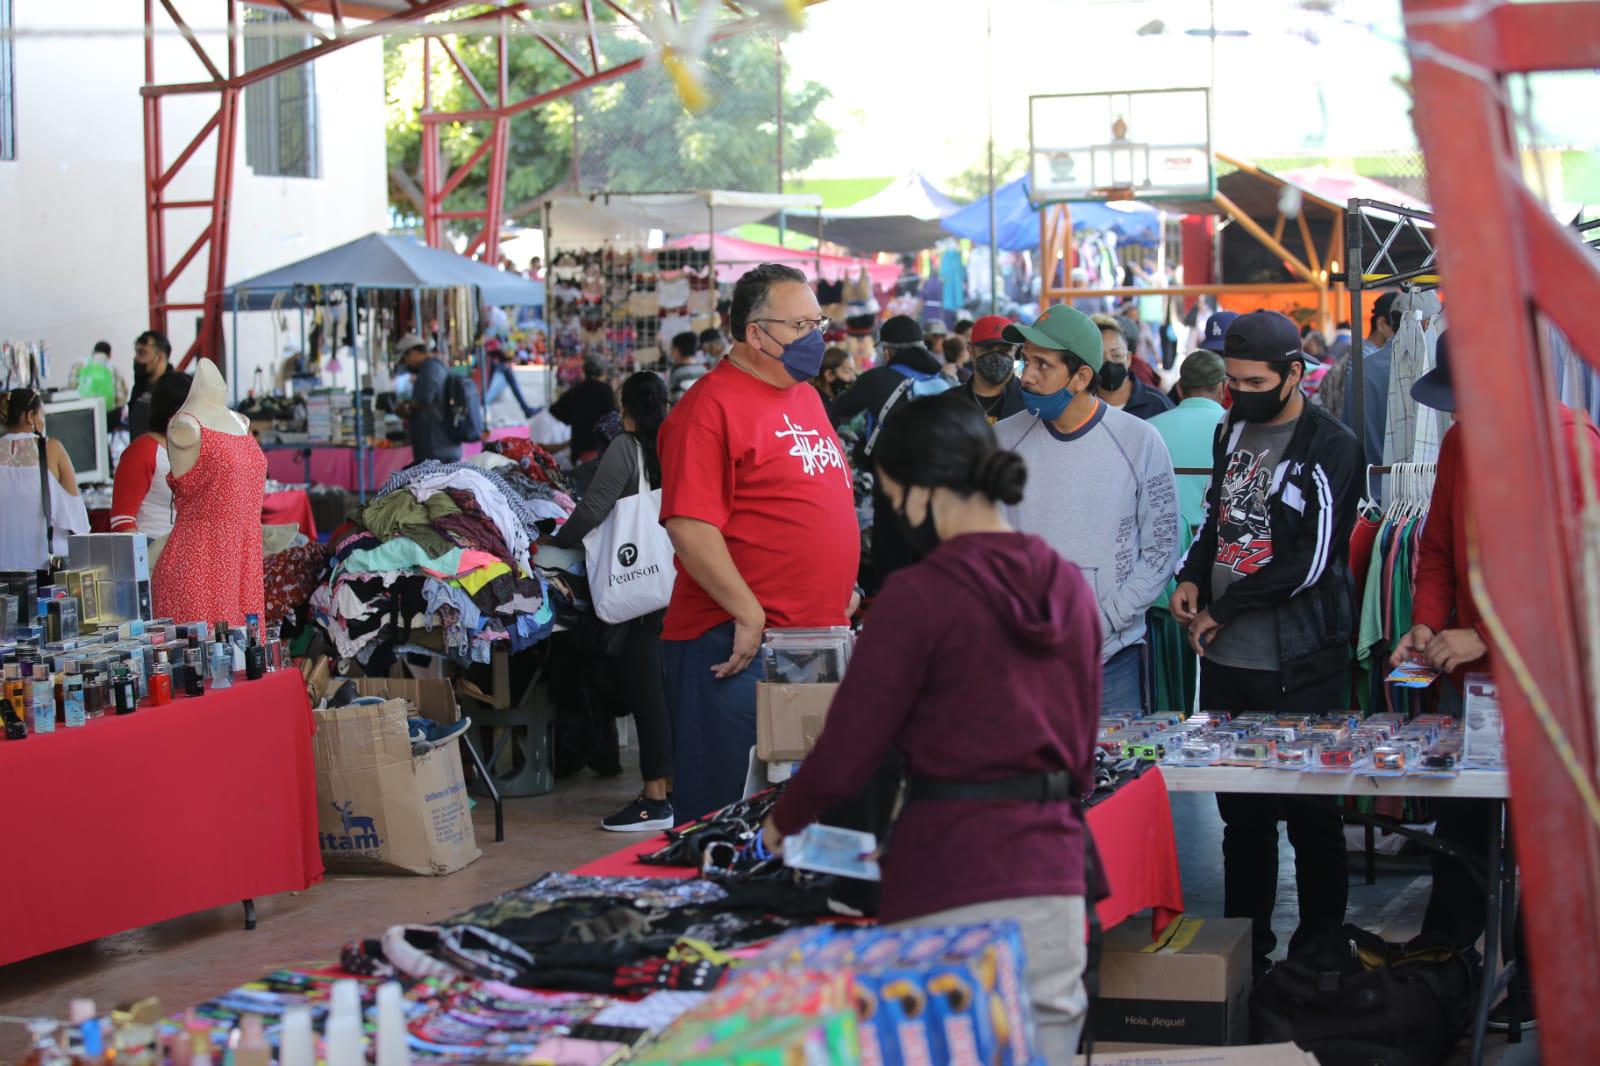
[223, 232, 544, 310]
[221, 233, 544, 501]
[941, 175, 1162, 250]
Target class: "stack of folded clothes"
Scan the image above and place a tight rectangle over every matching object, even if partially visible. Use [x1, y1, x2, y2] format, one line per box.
[310, 449, 575, 674]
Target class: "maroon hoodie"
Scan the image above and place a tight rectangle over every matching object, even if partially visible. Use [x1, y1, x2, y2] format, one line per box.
[772, 531, 1102, 923]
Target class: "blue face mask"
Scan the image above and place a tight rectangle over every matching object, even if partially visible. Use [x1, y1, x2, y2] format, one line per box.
[1022, 383, 1075, 422]
[761, 326, 827, 382]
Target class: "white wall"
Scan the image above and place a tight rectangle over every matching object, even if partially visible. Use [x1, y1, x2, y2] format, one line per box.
[0, 1, 388, 393]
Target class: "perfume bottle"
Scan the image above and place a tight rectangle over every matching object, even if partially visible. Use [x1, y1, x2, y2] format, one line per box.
[83, 668, 106, 720]
[29, 672, 55, 733]
[150, 651, 173, 706]
[114, 667, 138, 715]
[64, 666, 86, 726]
[264, 622, 283, 672]
[3, 661, 25, 719]
[245, 628, 266, 681]
[184, 647, 206, 697]
[208, 641, 233, 689]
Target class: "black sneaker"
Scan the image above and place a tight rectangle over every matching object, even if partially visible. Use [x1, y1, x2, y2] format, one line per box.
[1487, 997, 1536, 1032]
[602, 795, 675, 833]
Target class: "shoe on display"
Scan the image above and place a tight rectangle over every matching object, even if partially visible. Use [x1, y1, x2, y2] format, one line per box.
[1487, 996, 1536, 1032]
[408, 716, 472, 755]
[602, 795, 675, 833]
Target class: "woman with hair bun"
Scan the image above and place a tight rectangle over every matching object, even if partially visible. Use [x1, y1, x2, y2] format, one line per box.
[763, 392, 1103, 1062]
[0, 387, 90, 570]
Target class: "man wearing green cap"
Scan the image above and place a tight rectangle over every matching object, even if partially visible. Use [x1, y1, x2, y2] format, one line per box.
[994, 305, 1181, 710]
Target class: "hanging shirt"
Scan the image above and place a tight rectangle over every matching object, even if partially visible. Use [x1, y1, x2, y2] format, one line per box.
[1204, 417, 1299, 671]
[0, 434, 90, 570]
[658, 360, 859, 641]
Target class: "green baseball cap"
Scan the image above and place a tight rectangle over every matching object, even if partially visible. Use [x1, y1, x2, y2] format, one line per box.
[1002, 305, 1105, 371]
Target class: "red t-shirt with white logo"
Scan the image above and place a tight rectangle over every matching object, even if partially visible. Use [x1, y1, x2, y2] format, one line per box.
[658, 360, 860, 641]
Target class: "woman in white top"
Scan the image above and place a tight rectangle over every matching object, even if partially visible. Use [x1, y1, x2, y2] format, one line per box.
[0, 387, 90, 570]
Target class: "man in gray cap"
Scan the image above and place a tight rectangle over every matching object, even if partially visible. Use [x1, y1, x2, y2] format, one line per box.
[1149, 350, 1229, 534]
[550, 355, 619, 463]
[395, 334, 461, 464]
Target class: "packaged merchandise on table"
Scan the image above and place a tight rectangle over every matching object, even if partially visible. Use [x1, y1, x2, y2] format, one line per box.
[1274, 742, 1320, 771]
[1164, 733, 1234, 767]
[760, 627, 855, 685]
[1225, 737, 1277, 767]
[1461, 672, 1505, 768]
[729, 921, 1039, 1066]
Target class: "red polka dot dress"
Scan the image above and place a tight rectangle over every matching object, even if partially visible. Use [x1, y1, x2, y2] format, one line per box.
[151, 423, 268, 627]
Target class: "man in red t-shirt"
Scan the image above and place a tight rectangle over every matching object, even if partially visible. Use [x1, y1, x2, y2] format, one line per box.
[658, 264, 861, 822]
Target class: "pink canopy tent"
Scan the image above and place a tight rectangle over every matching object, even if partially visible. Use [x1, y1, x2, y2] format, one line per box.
[1274, 166, 1432, 214]
[666, 233, 900, 288]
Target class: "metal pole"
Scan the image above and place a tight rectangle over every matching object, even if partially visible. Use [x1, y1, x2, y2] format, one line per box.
[986, 0, 998, 314]
[230, 301, 240, 405]
[776, 39, 785, 248]
[1346, 201, 1365, 460]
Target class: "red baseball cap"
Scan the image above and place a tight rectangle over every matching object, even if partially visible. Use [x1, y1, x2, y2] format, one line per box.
[970, 315, 1014, 346]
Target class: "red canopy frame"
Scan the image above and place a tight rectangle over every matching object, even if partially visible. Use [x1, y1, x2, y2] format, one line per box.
[1402, 2, 1600, 1059]
[141, 0, 816, 368]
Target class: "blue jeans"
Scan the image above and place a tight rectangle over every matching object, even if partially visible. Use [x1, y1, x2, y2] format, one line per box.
[663, 622, 763, 825]
[484, 363, 538, 415]
[1102, 643, 1147, 711]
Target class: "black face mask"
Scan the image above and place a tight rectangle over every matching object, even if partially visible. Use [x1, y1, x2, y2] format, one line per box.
[1098, 362, 1130, 392]
[1229, 370, 1296, 424]
[892, 488, 941, 560]
[974, 350, 1014, 386]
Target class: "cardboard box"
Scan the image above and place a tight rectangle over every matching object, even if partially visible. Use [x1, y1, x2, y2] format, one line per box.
[312, 677, 479, 876]
[756, 683, 838, 762]
[1091, 917, 1252, 1049]
[1074, 1044, 1320, 1065]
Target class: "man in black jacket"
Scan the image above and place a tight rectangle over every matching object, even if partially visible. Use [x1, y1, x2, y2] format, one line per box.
[1170, 310, 1362, 974]
[827, 315, 951, 591]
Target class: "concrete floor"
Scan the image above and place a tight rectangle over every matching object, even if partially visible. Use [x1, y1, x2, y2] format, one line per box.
[0, 773, 1537, 1064]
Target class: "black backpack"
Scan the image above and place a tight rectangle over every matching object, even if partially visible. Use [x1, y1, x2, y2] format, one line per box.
[1251, 924, 1474, 1066]
[444, 371, 486, 444]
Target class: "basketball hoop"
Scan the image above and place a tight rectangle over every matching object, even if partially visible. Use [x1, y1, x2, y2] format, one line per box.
[1029, 88, 1213, 205]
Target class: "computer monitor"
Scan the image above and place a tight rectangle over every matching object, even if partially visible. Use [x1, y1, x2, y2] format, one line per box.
[41, 396, 109, 484]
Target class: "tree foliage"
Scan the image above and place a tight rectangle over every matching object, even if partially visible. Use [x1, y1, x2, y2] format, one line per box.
[946, 148, 1028, 203]
[385, 27, 837, 231]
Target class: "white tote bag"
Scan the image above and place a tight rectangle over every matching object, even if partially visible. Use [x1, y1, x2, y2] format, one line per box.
[583, 442, 677, 623]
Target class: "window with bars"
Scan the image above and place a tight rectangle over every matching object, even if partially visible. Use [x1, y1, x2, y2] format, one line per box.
[243, 6, 318, 178]
[1, 0, 15, 161]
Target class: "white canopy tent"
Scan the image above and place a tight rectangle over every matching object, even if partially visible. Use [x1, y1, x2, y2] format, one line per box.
[540, 189, 822, 248]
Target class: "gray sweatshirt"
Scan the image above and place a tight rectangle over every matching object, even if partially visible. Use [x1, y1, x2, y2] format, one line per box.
[994, 402, 1181, 661]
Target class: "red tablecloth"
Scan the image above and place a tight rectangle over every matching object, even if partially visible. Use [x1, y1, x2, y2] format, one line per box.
[572, 768, 1183, 936]
[263, 426, 532, 491]
[90, 490, 322, 540]
[263, 488, 318, 540]
[0, 669, 324, 967]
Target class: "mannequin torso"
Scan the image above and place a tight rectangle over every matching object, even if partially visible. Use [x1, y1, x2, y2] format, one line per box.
[167, 361, 248, 478]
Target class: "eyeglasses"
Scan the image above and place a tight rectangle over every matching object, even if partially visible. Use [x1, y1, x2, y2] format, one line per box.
[755, 316, 831, 338]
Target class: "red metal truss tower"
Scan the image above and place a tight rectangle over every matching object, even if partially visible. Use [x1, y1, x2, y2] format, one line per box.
[1402, 0, 1600, 1058]
[141, 0, 803, 368]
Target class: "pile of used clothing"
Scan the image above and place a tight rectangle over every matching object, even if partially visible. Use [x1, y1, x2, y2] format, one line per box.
[310, 441, 577, 674]
[344, 872, 838, 996]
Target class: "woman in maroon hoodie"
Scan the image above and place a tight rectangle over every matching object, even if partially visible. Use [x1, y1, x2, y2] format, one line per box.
[762, 393, 1103, 1062]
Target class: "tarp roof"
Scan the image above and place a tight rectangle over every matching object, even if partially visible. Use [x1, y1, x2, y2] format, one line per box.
[543, 190, 822, 247]
[782, 171, 962, 254]
[1162, 155, 1431, 220]
[941, 174, 1164, 251]
[224, 232, 544, 308]
[666, 233, 900, 288]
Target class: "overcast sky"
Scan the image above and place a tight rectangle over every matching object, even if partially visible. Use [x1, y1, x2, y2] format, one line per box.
[782, 0, 1421, 181]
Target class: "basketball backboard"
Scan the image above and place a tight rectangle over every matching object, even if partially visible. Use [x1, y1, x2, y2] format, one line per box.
[1029, 88, 1213, 203]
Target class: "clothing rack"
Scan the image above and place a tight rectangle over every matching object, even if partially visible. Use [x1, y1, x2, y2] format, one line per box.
[1, 341, 49, 391]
